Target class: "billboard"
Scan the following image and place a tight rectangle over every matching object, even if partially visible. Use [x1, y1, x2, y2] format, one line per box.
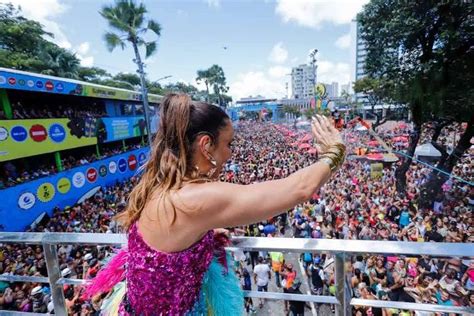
[0, 118, 97, 162]
[0, 147, 150, 232]
[99, 117, 148, 143]
[0, 68, 161, 103]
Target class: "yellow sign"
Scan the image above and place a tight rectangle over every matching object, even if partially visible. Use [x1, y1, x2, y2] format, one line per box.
[56, 177, 71, 194]
[81, 86, 161, 104]
[315, 83, 326, 98]
[370, 163, 383, 179]
[36, 182, 55, 202]
[0, 118, 97, 162]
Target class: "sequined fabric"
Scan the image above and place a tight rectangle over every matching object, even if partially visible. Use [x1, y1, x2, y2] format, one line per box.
[125, 223, 215, 315]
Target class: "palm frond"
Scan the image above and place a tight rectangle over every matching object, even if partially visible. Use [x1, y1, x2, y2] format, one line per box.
[147, 20, 161, 36]
[104, 32, 126, 52]
[145, 41, 157, 58]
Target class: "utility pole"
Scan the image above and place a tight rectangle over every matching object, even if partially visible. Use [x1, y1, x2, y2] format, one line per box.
[309, 49, 318, 97]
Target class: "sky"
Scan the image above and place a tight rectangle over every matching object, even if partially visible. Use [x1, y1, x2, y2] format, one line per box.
[1, 0, 369, 100]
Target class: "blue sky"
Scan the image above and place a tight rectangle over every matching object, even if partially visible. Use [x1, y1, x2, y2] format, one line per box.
[2, 0, 368, 100]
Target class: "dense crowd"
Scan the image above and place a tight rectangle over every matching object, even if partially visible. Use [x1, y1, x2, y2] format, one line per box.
[8, 102, 107, 120]
[0, 142, 144, 189]
[0, 119, 472, 315]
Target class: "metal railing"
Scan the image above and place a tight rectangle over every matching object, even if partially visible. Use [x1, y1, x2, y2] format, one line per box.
[0, 232, 473, 316]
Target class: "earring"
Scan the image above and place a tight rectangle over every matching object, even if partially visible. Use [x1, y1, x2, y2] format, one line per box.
[206, 157, 217, 178]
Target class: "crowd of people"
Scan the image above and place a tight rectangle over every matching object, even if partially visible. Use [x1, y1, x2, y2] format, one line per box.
[0, 142, 144, 189]
[0, 118, 472, 315]
[6, 102, 107, 120]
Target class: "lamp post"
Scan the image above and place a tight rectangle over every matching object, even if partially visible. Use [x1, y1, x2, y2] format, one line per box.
[309, 49, 318, 97]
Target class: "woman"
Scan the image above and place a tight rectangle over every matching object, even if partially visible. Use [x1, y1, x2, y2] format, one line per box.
[85, 94, 345, 315]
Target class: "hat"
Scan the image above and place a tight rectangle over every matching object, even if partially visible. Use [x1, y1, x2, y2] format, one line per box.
[61, 267, 72, 277]
[31, 286, 42, 295]
[84, 253, 93, 261]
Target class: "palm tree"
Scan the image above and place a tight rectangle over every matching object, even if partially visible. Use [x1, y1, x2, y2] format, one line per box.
[100, 0, 161, 145]
[196, 69, 212, 103]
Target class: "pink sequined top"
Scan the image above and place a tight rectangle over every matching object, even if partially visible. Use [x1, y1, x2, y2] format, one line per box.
[126, 223, 215, 315]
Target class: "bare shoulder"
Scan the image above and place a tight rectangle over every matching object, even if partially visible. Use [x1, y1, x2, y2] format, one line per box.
[175, 181, 237, 210]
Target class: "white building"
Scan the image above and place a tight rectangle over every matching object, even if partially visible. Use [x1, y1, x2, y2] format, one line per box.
[323, 82, 339, 98]
[350, 19, 368, 104]
[291, 64, 316, 99]
[340, 83, 350, 95]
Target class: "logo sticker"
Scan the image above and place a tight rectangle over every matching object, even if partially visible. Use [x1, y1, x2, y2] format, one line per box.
[86, 168, 98, 183]
[72, 172, 86, 188]
[29, 124, 47, 142]
[109, 161, 117, 174]
[11, 126, 28, 142]
[36, 183, 55, 202]
[118, 158, 127, 173]
[128, 154, 137, 171]
[99, 165, 107, 177]
[18, 192, 36, 210]
[0, 127, 8, 141]
[49, 123, 66, 143]
[56, 178, 71, 194]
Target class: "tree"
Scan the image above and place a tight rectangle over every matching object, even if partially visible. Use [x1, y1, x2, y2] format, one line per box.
[196, 64, 229, 106]
[38, 43, 80, 78]
[358, 0, 473, 196]
[353, 76, 395, 130]
[78, 67, 111, 83]
[196, 69, 212, 103]
[100, 0, 162, 145]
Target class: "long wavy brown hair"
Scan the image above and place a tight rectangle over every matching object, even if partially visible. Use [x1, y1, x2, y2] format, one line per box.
[115, 93, 229, 230]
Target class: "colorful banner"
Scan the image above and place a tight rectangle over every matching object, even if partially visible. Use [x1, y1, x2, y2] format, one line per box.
[99, 117, 148, 143]
[0, 118, 97, 162]
[0, 68, 161, 103]
[0, 147, 150, 232]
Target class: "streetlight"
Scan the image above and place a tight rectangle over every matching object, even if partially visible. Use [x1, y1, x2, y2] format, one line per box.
[309, 49, 318, 97]
[156, 75, 172, 82]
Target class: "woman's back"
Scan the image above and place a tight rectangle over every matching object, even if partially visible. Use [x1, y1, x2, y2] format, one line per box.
[126, 223, 215, 315]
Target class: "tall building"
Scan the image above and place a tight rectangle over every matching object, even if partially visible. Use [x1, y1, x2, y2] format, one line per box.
[350, 19, 368, 104]
[340, 83, 350, 95]
[291, 64, 316, 99]
[323, 82, 339, 98]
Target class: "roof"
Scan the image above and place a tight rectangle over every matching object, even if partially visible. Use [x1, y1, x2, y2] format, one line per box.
[0, 67, 162, 103]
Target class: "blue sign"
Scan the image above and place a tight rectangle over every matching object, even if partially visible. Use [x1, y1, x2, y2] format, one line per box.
[0, 148, 150, 232]
[118, 158, 127, 173]
[49, 123, 66, 143]
[35, 81, 44, 89]
[56, 82, 64, 92]
[138, 152, 147, 166]
[100, 117, 147, 143]
[11, 125, 28, 142]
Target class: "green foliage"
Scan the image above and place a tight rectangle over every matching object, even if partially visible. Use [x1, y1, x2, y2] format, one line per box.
[196, 64, 229, 106]
[0, 3, 80, 78]
[100, 0, 161, 59]
[358, 0, 473, 123]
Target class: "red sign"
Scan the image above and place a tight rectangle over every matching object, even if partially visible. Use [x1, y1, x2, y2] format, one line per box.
[128, 155, 137, 171]
[29, 124, 47, 142]
[86, 168, 98, 183]
[8, 77, 16, 85]
[45, 81, 54, 91]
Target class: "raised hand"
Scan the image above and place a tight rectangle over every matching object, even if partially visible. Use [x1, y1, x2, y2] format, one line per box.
[310, 114, 344, 154]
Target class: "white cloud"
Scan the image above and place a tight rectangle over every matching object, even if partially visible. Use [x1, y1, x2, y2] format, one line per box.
[335, 33, 351, 49]
[317, 60, 350, 85]
[268, 42, 288, 64]
[268, 66, 290, 79]
[78, 56, 94, 67]
[1, 0, 72, 48]
[73, 42, 94, 67]
[76, 42, 90, 55]
[275, 0, 369, 29]
[229, 71, 286, 101]
[205, 0, 220, 8]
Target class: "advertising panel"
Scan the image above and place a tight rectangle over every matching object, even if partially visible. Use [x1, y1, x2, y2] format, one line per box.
[0, 147, 150, 232]
[0, 118, 97, 162]
[0, 69, 161, 103]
